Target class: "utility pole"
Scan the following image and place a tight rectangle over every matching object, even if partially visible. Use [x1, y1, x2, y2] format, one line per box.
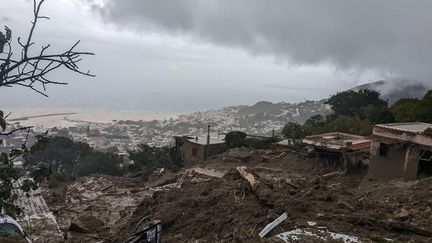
[205, 125, 210, 160]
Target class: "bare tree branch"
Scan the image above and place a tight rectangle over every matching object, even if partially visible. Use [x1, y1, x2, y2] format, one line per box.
[0, 126, 33, 136]
[0, 0, 94, 96]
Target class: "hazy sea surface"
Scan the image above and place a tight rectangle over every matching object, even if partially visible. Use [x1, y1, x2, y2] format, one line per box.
[4, 107, 178, 129]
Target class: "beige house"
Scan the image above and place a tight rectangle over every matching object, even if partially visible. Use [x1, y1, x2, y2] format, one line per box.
[369, 122, 432, 181]
[174, 134, 227, 163]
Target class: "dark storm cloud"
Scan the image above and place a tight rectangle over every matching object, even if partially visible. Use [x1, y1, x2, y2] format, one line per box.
[91, 0, 432, 82]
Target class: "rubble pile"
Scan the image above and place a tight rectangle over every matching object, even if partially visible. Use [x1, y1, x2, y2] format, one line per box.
[42, 148, 432, 242]
[115, 164, 432, 242]
[43, 176, 152, 242]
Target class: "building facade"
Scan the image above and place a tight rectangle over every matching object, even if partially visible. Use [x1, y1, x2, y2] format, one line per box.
[369, 123, 432, 180]
[174, 135, 227, 163]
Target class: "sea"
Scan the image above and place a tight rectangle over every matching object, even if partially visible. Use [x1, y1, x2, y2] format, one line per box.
[1, 85, 334, 129]
[3, 107, 177, 129]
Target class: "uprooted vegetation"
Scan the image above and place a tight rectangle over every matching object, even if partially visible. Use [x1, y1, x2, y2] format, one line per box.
[42, 147, 432, 242]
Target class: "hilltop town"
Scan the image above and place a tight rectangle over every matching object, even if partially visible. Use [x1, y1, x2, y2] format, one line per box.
[1, 100, 329, 154]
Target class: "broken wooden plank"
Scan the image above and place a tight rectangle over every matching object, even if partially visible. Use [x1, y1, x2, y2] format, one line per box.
[236, 165, 277, 207]
[237, 166, 260, 188]
[321, 171, 344, 179]
[253, 166, 283, 173]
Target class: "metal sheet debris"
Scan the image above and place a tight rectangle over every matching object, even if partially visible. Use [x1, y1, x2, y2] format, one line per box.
[258, 212, 287, 238]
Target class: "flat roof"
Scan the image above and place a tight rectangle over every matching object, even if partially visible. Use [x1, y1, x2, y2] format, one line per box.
[183, 134, 226, 145]
[375, 122, 432, 134]
[302, 132, 371, 151]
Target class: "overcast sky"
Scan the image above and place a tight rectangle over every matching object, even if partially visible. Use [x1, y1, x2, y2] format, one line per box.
[1, 0, 431, 112]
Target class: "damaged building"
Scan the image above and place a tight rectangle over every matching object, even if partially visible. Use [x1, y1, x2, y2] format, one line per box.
[369, 122, 432, 181]
[174, 129, 227, 163]
[302, 132, 371, 170]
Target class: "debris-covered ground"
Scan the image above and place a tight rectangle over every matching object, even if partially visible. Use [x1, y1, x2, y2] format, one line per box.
[42, 176, 152, 242]
[14, 178, 63, 243]
[42, 147, 432, 242]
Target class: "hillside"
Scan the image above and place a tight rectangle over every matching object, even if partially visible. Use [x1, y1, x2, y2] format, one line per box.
[351, 79, 431, 104]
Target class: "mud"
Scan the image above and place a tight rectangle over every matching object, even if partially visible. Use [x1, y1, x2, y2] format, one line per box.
[42, 176, 152, 242]
[43, 148, 432, 242]
[116, 149, 432, 242]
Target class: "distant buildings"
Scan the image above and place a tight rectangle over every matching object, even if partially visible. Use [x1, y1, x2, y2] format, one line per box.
[369, 122, 432, 181]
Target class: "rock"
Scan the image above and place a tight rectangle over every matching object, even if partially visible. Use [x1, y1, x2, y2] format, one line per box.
[69, 215, 105, 233]
[395, 208, 411, 221]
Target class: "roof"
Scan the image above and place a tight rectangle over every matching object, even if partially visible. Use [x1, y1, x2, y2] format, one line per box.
[302, 132, 371, 151]
[375, 122, 432, 134]
[184, 135, 226, 145]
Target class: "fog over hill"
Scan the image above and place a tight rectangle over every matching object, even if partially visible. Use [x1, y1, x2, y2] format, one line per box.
[351, 79, 431, 104]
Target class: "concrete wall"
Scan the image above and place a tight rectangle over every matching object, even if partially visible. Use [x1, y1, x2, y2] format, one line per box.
[182, 140, 227, 163]
[183, 140, 206, 163]
[345, 151, 370, 166]
[369, 136, 420, 180]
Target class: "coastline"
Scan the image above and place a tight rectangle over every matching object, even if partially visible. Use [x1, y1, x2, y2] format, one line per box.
[3, 107, 179, 129]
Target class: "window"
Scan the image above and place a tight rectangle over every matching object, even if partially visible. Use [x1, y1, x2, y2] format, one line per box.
[0, 223, 22, 237]
[379, 143, 388, 157]
[418, 149, 432, 178]
[192, 148, 198, 157]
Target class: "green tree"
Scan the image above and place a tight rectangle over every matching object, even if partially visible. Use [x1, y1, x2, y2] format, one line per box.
[326, 89, 387, 117]
[391, 98, 420, 122]
[128, 145, 182, 179]
[391, 91, 432, 123]
[282, 122, 305, 140]
[417, 90, 432, 123]
[29, 137, 92, 175]
[245, 136, 279, 149]
[324, 116, 372, 136]
[360, 105, 395, 124]
[303, 114, 326, 135]
[30, 136, 125, 177]
[0, 134, 49, 214]
[76, 152, 124, 177]
[224, 131, 247, 148]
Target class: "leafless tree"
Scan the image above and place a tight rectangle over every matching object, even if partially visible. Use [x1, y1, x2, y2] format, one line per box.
[0, 0, 95, 97]
[0, 0, 95, 216]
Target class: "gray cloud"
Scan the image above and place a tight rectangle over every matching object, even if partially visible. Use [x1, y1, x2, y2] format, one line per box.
[1, 16, 12, 22]
[91, 0, 432, 83]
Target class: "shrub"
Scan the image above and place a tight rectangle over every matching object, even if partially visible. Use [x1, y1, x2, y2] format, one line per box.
[225, 131, 247, 148]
